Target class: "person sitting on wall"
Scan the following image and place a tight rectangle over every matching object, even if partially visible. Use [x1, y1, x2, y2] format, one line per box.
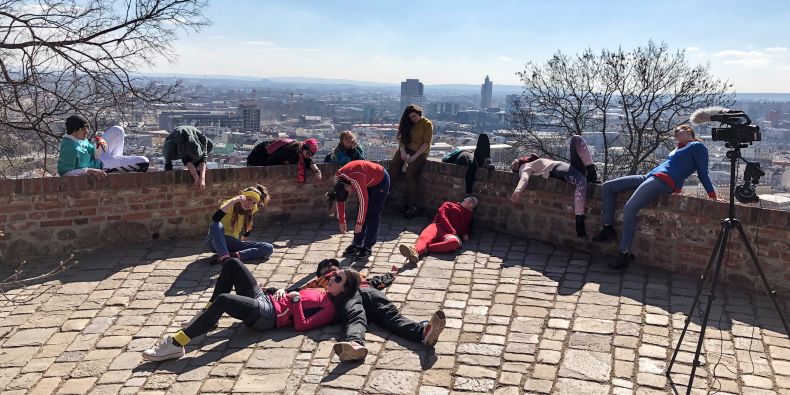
[324, 131, 365, 166]
[205, 185, 274, 265]
[162, 125, 214, 191]
[57, 115, 149, 179]
[246, 138, 322, 183]
[398, 196, 478, 265]
[510, 134, 599, 237]
[441, 133, 494, 194]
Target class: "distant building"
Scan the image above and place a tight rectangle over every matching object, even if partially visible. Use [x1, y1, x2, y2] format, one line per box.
[505, 94, 520, 111]
[238, 100, 261, 132]
[480, 75, 493, 109]
[158, 111, 239, 131]
[400, 79, 424, 109]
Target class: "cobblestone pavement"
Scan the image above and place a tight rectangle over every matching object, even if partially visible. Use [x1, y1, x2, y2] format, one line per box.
[1, 216, 788, 395]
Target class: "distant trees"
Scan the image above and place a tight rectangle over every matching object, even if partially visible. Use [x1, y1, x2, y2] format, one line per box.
[0, 0, 209, 177]
[508, 41, 734, 180]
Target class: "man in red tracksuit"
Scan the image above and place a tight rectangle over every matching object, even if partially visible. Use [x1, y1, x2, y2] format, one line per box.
[398, 196, 478, 264]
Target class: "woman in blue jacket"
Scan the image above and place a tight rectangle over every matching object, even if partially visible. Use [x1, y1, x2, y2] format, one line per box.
[325, 131, 364, 166]
[592, 125, 717, 270]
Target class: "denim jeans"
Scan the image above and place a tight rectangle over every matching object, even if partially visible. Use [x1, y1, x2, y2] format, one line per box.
[205, 222, 273, 261]
[601, 175, 673, 251]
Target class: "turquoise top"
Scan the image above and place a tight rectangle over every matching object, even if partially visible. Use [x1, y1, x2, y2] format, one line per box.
[57, 135, 102, 176]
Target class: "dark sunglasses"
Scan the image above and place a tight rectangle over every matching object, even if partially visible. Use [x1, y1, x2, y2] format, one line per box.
[333, 274, 343, 284]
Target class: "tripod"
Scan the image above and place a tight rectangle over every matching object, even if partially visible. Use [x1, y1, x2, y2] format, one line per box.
[666, 143, 789, 394]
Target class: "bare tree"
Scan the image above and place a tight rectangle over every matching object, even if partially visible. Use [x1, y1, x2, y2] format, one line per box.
[509, 41, 734, 180]
[0, 0, 208, 177]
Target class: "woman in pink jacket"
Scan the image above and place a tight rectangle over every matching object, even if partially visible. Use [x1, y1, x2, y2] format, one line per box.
[142, 258, 360, 361]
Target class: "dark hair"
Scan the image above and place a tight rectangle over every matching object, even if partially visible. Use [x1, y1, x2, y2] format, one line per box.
[315, 258, 340, 278]
[325, 181, 350, 217]
[332, 268, 361, 308]
[65, 115, 88, 135]
[397, 105, 423, 148]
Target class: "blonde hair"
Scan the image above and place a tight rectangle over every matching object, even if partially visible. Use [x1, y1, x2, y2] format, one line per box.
[231, 184, 270, 234]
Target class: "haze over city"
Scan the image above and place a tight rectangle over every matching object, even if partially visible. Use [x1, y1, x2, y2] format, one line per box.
[151, 0, 790, 92]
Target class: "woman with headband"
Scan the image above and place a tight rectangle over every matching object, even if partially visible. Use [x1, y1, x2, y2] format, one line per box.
[205, 184, 274, 264]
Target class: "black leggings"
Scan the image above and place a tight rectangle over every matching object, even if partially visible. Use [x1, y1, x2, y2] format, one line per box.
[184, 258, 261, 338]
[342, 287, 424, 345]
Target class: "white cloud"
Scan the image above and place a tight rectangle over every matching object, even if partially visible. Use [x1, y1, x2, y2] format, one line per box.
[686, 46, 701, 53]
[723, 58, 771, 67]
[714, 50, 766, 58]
[244, 40, 275, 46]
[765, 47, 788, 53]
[499, 56, 513, 61]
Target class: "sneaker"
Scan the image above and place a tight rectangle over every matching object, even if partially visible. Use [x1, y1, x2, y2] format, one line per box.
[333, 341, 368, 361]
[141, 336, 185, 362]
[591, 226, 617, 242]
[422, 310, 446, 347]
[608, 251, 635, 270]
[342, 245, 360, 257]
[355, 247, 372, 259]
[399, 244, 419, 265]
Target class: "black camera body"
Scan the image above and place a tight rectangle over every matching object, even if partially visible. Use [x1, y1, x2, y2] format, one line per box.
[710, 111, 761, 144]
[734, 162, 765, 204]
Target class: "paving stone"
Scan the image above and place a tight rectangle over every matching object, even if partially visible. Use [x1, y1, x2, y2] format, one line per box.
[57, 377, 97, 394]
[553, 378, 610, 395]
[573, 318, 615, 334]
[4, 328, 58, 347]
[233, 369, 289, 393]
[365, 370, 420, 394]
[559, 349, 612, 382]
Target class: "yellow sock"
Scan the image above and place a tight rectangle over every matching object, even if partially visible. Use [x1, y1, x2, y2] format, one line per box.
[173, 330, 190, 346]
[203, 301, 212, 310]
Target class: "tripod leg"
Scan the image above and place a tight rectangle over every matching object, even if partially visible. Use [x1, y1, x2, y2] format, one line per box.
[733, 221, 790, 335]
[667, 222, 728, 374]
[682, 222, 732, 395]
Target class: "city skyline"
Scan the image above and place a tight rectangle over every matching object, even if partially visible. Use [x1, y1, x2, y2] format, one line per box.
[149, 0, 790, 92]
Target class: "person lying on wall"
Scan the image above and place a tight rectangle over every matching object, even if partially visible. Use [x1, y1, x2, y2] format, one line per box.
[246, 138, 322, 183]
[162, 125, 214, 191]
[205, 184, 274, 265]
[57, 115, 149, 180]
[441, 133, 494, 194]
[510, 134, 599, 238]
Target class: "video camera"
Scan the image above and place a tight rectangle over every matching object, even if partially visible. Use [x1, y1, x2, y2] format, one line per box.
[690, 107, 761, 145]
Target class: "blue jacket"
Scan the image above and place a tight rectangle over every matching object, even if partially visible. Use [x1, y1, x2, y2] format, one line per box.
[647, 141, 714, 193]
[326, 146, 364, 166]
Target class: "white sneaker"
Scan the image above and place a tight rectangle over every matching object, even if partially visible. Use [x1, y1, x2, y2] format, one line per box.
[141, 336, 185, 362]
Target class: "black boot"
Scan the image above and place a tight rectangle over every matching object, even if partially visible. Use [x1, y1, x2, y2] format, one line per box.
[585, 164, 600, 184]
[575, 215, 587, 237]
[592, 225, 617, 242]
[342, 245, 360, 257]
[608, 251, 634, 270]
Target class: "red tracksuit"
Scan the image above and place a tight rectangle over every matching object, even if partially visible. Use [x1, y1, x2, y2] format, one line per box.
[334, 161, 386, 227]
[415, 201, 473, 255]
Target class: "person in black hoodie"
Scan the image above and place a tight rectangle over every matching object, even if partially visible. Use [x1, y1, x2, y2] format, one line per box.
[441, 133, 494, 194]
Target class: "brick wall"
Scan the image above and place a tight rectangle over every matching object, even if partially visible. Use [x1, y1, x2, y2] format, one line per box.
[0, 163, 344, 263]
[413, 160, 790, 294]
[1, 160, 788, 294]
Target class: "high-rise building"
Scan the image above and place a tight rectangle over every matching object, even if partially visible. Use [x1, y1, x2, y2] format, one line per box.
[505, 94, 520, 111]
[480, 75, 493, 109]
[239, 100, 261, 132]
[400, 79, 424, 109]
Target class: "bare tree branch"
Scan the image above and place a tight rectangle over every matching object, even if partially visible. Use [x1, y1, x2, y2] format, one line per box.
[0, 0, 208, 178]
[509, 41, 734, 180]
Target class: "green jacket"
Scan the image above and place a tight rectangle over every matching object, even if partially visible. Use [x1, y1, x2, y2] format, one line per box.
[57, 135, 102, 176]
[162, 126, 213, 170]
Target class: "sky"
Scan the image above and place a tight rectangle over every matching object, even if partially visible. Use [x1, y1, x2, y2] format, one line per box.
[150, 0, 790, 92]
